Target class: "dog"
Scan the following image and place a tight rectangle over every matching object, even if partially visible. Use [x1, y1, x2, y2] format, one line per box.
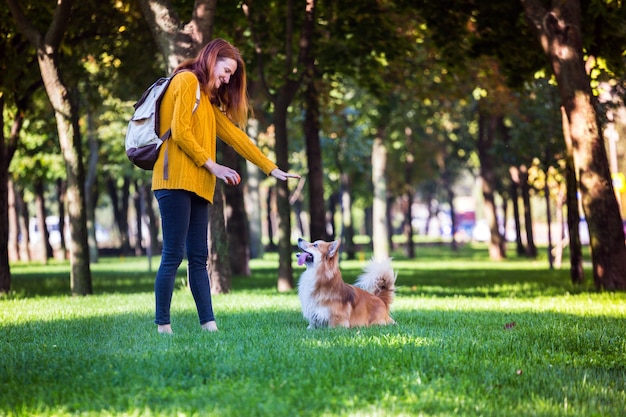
[296, 238, 397, 329]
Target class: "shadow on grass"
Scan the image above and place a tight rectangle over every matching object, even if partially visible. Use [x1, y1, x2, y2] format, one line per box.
[1, 304, 624, 417]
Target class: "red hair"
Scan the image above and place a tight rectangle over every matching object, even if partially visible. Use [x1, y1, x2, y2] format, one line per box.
[175, 38, 250, 127]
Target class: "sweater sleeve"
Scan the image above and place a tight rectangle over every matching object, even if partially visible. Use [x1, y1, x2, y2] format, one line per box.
[169, 73, 211, 167]
[213, 106, 278, 175]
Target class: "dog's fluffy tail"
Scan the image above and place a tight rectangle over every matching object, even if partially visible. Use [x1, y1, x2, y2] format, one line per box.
[354, 258, 396, 306]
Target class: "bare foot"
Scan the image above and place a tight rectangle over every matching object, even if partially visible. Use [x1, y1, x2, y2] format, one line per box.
[201, 321, 218, 332]
[157, 324, 173, 334]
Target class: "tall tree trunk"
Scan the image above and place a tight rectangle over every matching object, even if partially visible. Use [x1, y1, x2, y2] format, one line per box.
[266, 187, 276, 250]
[8, 180, 19, 262]
[444, 182, 457, 252]
[33, 179, 52, 262]
[340, 173, 356, 260]
[519, 165, 537, 257]
[15, 186, 30, 262]
[143, 183, 160, 263]
[107, 176, 132, 255]
[244, 0, 316, 291]
[403, 191, 416, 257]
[56, 179, 67, 259]
[561, 107, 584, 284]
[0, 95, 23, 292]
[553, 183, 566, 268]
[303, 54, 326, 241]
[133, 185, 144, 256]
[509, 166, 526, 255]
[223, 145, 251, 276]
[522, 0, 626, 289]
[208, 186, 231, 293]
[7, 0, 93, 295]
[372, 128, 389, 259]
[404, 128, 416, 256]
[85, 112, 99, 262]
[244, 119, 264, 259]
[545, 182, 554, 269]
[274, 100, 295, 292]
[477, 112, 505, 260]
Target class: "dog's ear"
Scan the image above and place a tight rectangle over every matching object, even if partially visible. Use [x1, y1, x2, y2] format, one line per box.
[328, 240, 341, 258]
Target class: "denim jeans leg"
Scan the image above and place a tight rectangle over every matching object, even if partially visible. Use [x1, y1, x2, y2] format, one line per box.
[186, 194, 214, 324]
[154, 189, 191, 325]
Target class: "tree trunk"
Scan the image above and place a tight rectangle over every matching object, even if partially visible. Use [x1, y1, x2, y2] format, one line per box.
[133, 185, 144, 256]
[85, 112, 99, 262]
[244, 119, 264, 259]
[519, 165, 537, 257]
[0, 108, 14, 291]
[477, 112, 505, 260]
[444, 182, 457, 252]
[34, 179, 52, 262]
[208, 186, 231, 294]
[509, 166, 526, 255]
[553, 183, 565, 268]
[142, 183, 160, 261]
[15, 186, 30, 262]
[545, 182, 554, 269]
[403, 191, 416, 257]
[340, 173, 356, 260]
[138, 0, 216, 73]
[274, 101, 295, 292]
[372, 129, 390, 259]
[0, 95, 23, 292]
[7, 0, 93, 295]
[522, 0, 626, 289]
[561, 107, 584, 284]
[244, 0, 316, 291]
[223, 144, 251, 276]
[56, 179, 67, 259]
[8, 180, 19, 262]
[303, 56, 326, 241]
[404, 128, 417, 256]
[107, 176, 132, 255]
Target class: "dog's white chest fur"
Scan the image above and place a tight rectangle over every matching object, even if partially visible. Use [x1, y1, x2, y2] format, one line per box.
[298, 268, 330, 329]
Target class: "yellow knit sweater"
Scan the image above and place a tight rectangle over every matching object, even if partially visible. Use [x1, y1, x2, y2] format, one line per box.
[152, 71, 278, 203]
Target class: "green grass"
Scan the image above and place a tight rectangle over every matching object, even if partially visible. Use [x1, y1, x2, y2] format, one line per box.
[1, 245, 625, 416]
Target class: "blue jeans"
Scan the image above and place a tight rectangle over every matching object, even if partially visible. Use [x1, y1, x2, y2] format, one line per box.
[154, 189, 214, 325]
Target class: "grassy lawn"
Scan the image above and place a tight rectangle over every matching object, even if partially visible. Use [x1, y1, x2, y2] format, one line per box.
[1, 244, 625, 416]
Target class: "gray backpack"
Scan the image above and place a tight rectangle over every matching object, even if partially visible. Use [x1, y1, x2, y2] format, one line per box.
[125, 76, 200, 172]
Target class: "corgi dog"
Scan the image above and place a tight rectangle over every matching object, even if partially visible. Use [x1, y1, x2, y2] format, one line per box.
[296, 238, 397, 329]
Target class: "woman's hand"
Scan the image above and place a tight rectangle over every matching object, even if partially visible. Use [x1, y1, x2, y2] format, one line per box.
[270, 168, 301, 181]
[204, 158, 241, 185]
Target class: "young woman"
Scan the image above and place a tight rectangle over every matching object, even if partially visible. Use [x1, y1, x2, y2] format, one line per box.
[152, 38, 299, 334]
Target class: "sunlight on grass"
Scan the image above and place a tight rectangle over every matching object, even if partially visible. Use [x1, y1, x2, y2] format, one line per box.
[2, 246, 625, 417]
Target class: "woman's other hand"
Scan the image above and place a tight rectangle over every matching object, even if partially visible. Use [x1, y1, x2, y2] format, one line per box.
[270, 168, 300, 181]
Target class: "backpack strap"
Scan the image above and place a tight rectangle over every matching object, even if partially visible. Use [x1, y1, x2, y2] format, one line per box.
[163, 83, 201, 180]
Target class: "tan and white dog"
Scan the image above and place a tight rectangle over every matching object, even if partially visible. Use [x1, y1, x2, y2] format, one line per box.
[296, 238, 397, 329]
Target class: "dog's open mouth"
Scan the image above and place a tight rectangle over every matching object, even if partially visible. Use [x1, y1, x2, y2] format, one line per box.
[296, 251, 314, 266]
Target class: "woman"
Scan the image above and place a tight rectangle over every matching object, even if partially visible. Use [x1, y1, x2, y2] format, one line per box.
[152, 38, 299, 334]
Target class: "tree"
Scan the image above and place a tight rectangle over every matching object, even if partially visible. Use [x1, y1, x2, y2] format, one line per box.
[242, 0, 315, 291]
[6, 0, 93, 295]
[0, 3, 41, 291]
[521, 0, 626, 290]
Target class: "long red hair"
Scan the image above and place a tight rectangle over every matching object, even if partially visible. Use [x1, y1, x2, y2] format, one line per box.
[175, 38, 249, 127]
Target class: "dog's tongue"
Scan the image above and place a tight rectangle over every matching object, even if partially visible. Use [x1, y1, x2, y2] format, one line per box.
[297, 252, 308, 266]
